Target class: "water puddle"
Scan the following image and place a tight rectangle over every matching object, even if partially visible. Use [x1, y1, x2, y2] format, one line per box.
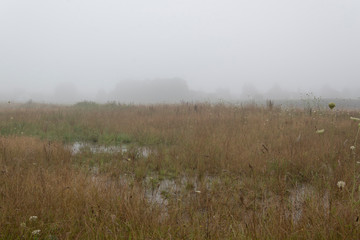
[68, 142, 217, 219]
[144, 175, 215, 206]
[289, 184, 329, 224]
[69, 141, 151, 157]
[145, 178, 176, 206]
[289, 184, 313, 224]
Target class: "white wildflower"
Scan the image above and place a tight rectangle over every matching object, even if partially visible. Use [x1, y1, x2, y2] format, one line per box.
[350, 117, 360, 121]
[337, 181, 346, 189]
[20, 222, 26, 228]
[316, 129, 325, 134]
[351, 146, 356, 151]
[29, 216, 38, 221]
[31, 229, 41, 235]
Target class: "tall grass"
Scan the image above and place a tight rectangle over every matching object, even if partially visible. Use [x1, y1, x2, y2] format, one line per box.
[0, 102, 360, 239]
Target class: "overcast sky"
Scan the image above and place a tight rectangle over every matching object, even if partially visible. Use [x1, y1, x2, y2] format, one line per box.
[0, 0, 359, 101]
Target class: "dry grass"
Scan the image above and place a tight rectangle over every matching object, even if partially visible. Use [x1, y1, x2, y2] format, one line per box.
[1, 102, 360, 239]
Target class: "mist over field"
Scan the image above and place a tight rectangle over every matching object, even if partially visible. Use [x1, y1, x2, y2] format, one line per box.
[2, 2, 360, 238]
[1, 0, 359, 103]
[1, 78, 360, 104]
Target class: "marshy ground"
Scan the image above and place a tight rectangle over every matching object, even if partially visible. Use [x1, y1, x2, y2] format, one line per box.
[1, 101, 360, 239]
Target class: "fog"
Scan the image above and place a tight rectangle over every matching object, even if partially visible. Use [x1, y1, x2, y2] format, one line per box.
[1, 0, 359, 103]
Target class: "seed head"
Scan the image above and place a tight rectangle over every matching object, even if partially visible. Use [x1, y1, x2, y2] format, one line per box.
[337, 181, 346, 189]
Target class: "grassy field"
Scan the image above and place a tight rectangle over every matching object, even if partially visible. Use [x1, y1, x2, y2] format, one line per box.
[1, 101, 360, 239]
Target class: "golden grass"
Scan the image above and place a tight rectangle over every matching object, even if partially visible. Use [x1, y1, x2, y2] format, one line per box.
[0, 102, 360, 239]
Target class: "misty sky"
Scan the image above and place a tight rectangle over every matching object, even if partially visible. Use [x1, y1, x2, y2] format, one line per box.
[0, 0, 359, 101]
